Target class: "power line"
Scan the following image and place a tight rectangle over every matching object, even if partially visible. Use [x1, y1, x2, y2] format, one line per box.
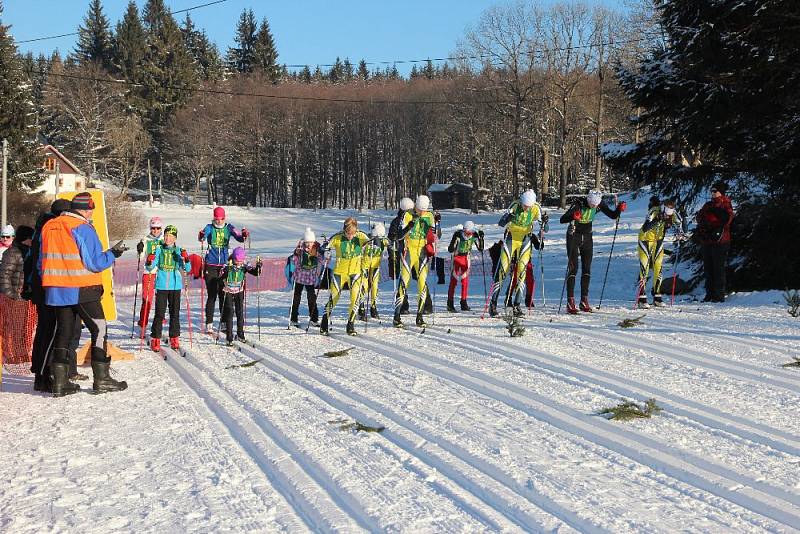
[16, 0, 229, 44]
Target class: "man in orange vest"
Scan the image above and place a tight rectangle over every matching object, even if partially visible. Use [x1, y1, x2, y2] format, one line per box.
[39, 192, 129, 397]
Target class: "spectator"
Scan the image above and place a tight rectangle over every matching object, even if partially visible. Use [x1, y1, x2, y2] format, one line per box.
[0, 225, 34, 299]
[0, 224, 14, 259]
[696, 181, 735, 302]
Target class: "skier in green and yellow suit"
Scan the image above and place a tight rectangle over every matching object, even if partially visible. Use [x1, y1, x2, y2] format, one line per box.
[319, 217, 370, 336]
[358, 222, 390, 321]
[393, 195, 436, 328]
[637, 197, 683, 308]
[489, 190, 547, 317]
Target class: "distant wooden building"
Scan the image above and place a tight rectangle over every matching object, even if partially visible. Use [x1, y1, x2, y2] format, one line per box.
[427, 182, 488, 210]
[33, 145, 87, 197]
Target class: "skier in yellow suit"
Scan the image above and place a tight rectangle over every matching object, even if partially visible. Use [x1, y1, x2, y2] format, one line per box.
[637, 197, 683, 308]
[489, 189, 548, 317]
[319, 217, 369, 336]
[394, 195, 436, 328]
[358, 222, 389, 321]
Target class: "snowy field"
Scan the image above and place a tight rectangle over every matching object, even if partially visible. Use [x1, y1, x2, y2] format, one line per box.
[2, 193, 800, 533]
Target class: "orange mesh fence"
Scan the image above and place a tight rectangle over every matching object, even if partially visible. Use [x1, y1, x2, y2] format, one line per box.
[0, 295, 37, 375]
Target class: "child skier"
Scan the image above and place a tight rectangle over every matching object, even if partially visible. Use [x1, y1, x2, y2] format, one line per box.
[220, 247, 262, 344]
[358, 222, 389, 321]
[198, 207, 248, 333]
[559, 190, 626, 314]
[145, 225, 191, 352]
[446, 221, 484, 312]
[489, 190, 547, 317]
[289, 228, 321, 328]
[135, 217, 163, 331]
[637, 198, 684, 308]
[319, 217, 369, 335]
[394, 195, 437, 328]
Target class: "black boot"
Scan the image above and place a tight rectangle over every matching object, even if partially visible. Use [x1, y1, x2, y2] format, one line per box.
[320, 314, 329, 335]
[51, 362, 80, 397]
[346, 321, 357, 336]
[460, 299, 471, 312]
[489, 301, 499, 317]
[393, 311, 403, 328]
[357, 305, 367, 322]
[91, 348, 128, 393]
[370, 305, 379, 319]
[416, 313, 427, 327]
[34, 372, 53, 392]
[447, 299, 457, 313]
[423, 294, 433, 315]
[400, 297, 410, 314]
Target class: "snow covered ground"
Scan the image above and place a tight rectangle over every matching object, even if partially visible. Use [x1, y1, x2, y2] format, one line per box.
[2, 193, 799, 533]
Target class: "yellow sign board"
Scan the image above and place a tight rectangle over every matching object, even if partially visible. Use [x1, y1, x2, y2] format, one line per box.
[56, 189, 117, 321]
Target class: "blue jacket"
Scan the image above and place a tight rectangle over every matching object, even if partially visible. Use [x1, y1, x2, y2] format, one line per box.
[148, 244, 191, 291]
[201, 223, 245, 266]
[40, 212, 116, 306]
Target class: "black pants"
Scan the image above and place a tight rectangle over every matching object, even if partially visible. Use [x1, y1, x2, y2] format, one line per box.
[223, 291, 245, 341]
[151, 289, 182, 340]
[31, 302, 56, 376]
[566, 231, 593, 298]
[701, 243, 729, 301]
[388, 248, 400, 280]
[204, 265, 225, 324]
[291, 283, 318, 323]
[435, 257, 446, 284]
[53, 300, 107, 364]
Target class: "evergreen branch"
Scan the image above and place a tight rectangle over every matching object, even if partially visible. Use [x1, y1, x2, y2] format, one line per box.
[224, 358, 263, 369]
[329, 419, 385, 433]
[618, 315, 646, 328]
[321, 347, 354, 358]
[780, 357, 800, 369]
[597, 398, 662, 421]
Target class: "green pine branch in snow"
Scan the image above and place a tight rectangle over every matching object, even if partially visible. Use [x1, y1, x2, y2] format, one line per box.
[502, 312, 525, 337]
[597, 398, 662, 421]
[224, 358, 263, 369]
[618, 315, 646, 328]
[322, 348, 354, 358]
[780, 356, 800, 369]
[784, 289, 800, 317]
[329, 418, 385, 433]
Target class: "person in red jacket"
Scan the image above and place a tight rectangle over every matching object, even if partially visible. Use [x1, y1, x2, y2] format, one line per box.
[696, 181, 735, 302]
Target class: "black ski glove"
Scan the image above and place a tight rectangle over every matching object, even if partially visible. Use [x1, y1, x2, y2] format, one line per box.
[111, 240, 129, 258]
[136, 240, 144, 255]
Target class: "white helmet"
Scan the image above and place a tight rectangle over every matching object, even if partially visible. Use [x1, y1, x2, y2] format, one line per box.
[303, 227, 315, 243]
[370, 222, 386, 238]
[415, 195, 431, 211]
[399, 197, 414, 211]
[587, 190, 602, 207]
[520, 190, 536, 207]
[0, 224, 14, 237]
[464, 220, 476, 233]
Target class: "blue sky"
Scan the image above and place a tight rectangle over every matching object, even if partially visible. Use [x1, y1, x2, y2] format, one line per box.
[5, 0, 625, 74]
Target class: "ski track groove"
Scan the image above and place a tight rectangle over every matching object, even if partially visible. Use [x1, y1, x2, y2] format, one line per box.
[232, 339, 593, 534]
[160, 344, 372, 533]
[337, 328, 800, 530]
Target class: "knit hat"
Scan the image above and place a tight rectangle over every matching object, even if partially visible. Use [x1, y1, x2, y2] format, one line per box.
[164, 225, 178, 237]
[303, 227, 316, 242]
[50, 199, 70, 215]
[586, 190, 602, 207]
[711, 181, 728, 194]
[415, 195, 431, 211]
[371, 222, 386, 238]
[213, 206, 225, 219]
[15, 225, 34, 242]
[399, 197, 414, 211]
[70, 192, 95, 211]
[464, 220, 476, 233]
[520, 190, 536, 207]
[0, 224, 14, 237]
[232, 246, 246, 262]
[150, 216, 163, 228]
[648, 195, 661, 208]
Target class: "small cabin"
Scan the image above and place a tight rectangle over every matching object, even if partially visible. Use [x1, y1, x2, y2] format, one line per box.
[33, 145, 87, 196]
[427, 182, 479, 209]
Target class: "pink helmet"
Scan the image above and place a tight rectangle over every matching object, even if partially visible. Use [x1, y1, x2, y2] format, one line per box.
[232, 246, 246, 262]
[213, 206, 225, 219]
[149, 216, 163, 228]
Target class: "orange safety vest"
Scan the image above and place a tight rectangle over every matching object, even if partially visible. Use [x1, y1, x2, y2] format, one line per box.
[41, 213, 103, 288]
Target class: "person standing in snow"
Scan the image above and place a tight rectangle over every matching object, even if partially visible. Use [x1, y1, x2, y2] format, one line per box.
[135, 217, 164, 331]
[145, 225, 191, 352]
[198, 207, 248, 333]
[559, 190, 626, 314]
[289, 228, 321, 328]
[0, 224, 14, 259]
[388, 197, 414, 313]
[393, 195, 437, 328]
[220, 247, 261, 344]
[636, 197, 685, 308]
[0, 225, 33, 299]
[319, 217, 370, 335]
[696, 181, 734, 302]
[446, 221, 484, 312]
[358, 222, 389, 321]
[489, 190, 547, 318]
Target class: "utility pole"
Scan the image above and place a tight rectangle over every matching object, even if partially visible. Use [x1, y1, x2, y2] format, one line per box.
[147, 159, 153, 208]
[1, 140, 7, 228]
[55, 161, 61, 198]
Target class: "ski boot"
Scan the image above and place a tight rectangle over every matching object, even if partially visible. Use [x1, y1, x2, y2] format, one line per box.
[400, 297, 410, 315]
[512, 304, 524, 318]
[51, 361, 80, 398]
[653, 295, 665, 307]
[370, 305, 379, 319]
[393, 312, 404, 328]
[489, 301, 499, 317]
[169, 337, 180, 350]
[320, 314, 329, 335]
[566, 297, 579, 314]
[416, 313, 427, 328]
[423, 295, 433, 315]
[226, 339, 234, 346]
[91, 351, 128, 393]
[579, 297, 593, 312]
[346, 321, 357, 336]
[290, 320, 300, 328]
[447, 299, 457, 313]
[309, 316, 320, 327]
[150, 337, 161, 352]
[637, 295, 650, 309]
[460, 299, 471, 312]
[357, 305, 367, 322]
[204, 322, 214, 334]
[236, 335, 247, 343]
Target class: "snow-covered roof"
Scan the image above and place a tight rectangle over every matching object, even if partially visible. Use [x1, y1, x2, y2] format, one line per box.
[42, 144, 83, 175]
[427, 183, 451, 193]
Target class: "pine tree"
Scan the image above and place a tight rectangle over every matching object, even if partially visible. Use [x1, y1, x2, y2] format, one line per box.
[227, 8, 257, 74]
[409, 64, 419, 79]
[342, 58, 354, 82]
[73, 0, 114, 71]
[0, 11, 44, 190]
[182, 13, 223, 81]
[422, 59, 435, 80]
[328, 57, 344, 83]
[113, 0, 146, 81]
[299, 65, 312, 84]
[253, 17, 279, 82]
[356, 59, 369, 83]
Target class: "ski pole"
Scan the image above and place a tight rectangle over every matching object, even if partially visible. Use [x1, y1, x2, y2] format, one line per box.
[480, 248, 488, 310]
[216, 290, 228, 344]
[138, 271, 156, 352]
[287, 269, 297, 330]
[539, 227, 546, 308]
[130, 251, 142, 338]
[597, 216, 621, 310]
[256, 256, 262, 340]
[557, 262, 569, 315]
[183, 271, 193, 349]
[670, 240, 681, 306]
[307, 252, 330, 332]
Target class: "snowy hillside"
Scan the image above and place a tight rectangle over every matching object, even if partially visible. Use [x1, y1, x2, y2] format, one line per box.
[2, 193, 799, 533]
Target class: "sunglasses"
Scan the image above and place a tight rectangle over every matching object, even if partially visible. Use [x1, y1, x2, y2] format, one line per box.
[0, 235, 12, 239]
[151, 227, 162, 230]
